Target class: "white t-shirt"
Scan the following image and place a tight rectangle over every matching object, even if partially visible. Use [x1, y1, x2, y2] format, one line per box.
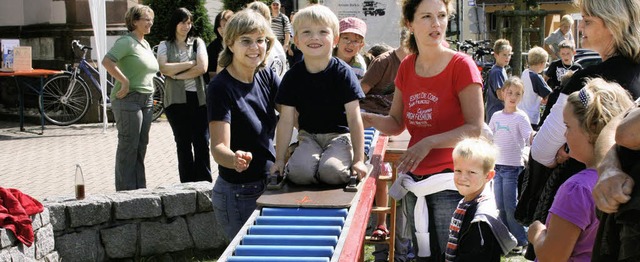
[267, 40, 288, 79]
[157, 39, 207, 92]
[489, 109, 534, 166]
[519, 69, 552, 125]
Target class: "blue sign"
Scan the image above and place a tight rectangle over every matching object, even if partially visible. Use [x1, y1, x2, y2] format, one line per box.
[469, 0, 475, 6]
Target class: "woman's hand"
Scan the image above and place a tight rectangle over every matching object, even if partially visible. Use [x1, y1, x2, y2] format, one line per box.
[116, 82, 130, 99]
[554, 144, 570, 165]
[397, 139, 432, 174]
[234, 150, 253, 172]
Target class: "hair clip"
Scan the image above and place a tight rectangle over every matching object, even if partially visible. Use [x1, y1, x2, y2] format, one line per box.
[578, 88, 590, 108]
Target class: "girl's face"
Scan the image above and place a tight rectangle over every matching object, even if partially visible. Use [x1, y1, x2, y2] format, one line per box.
[134, 11, 154, 35]
[494, 48, 512, 67]
[563, 103, 594, 165]
[229, 31, 268, 71]
[176, 18, 192, 38]
[453, 157, 493, 202]
[294, 21, 337, 60]
[407, 0, 448, 48]
[336, 33, 364, 62]
[502, 84, 523, 111]
[578, 15, 614, 56]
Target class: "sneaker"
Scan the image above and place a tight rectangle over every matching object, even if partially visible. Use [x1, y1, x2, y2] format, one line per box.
[510, 246, 525, 255]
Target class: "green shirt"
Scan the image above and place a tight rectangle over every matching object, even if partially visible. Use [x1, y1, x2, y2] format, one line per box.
[106, 33, 159, 101]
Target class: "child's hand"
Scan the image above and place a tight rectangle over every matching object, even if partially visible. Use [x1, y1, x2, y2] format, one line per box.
[352, 161, 368, 180]
[270, 160, 285, 176]
[234, 151, 252, 172]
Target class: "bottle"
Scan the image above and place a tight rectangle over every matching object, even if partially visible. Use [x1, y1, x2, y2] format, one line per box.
[75, 164, 85, 200]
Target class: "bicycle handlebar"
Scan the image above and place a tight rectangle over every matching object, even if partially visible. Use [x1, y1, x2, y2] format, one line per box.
[71, 40, 93, 51]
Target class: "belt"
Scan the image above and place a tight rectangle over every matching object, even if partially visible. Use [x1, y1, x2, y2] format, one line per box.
[408, 169, 453, 182]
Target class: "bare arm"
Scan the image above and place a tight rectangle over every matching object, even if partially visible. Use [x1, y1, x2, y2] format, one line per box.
[361, 88, 406, 135]
[102, 57, 129, 99]
[209, 121, 252, 172]
[360, 81, 373, 94]
[616, 107, 640, 150]
[270, 105, 295, 175]
[528, 215, 580, 262]
[345, 100, 367, 178]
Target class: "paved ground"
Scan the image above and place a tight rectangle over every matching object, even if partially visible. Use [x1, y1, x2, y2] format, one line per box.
[0, 117, 217, 201]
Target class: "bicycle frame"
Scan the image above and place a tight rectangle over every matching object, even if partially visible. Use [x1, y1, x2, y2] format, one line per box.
[68, 48, 113, 106]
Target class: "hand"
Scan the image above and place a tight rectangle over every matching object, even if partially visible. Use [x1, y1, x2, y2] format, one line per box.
[593, 167, 634, 213]
[270, 160, 285, 176]
[397, 140, 431, 174]
[555, 145, 570, 165]
[116, 82, 130, 99]
[361, 112, 374, 129]
[528, 220, 546, 243]
[352, 160, 368, 180]
[234, 150, 253, 172]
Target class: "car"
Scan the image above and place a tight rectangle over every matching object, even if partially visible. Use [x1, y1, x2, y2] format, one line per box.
[575, 55, 602, 69]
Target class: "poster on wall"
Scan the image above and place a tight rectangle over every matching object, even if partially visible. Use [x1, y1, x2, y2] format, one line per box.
[322, 0, 402, 49]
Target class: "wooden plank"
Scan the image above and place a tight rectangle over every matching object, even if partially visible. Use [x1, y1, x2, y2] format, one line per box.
[257, 181, 358, 208]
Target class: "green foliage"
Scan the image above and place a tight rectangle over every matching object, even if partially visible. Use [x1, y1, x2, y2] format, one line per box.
[143, 0, 215, 47]
[222, 0, 268, 13]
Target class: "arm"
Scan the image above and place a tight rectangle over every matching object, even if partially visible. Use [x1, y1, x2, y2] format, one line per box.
[455, 222, 503, 261]
[209, 121, 252, 172]
[161, 39, 209, 80]
[531, 93, 568, 167]
[345, 100, 367, 179]
[527, 216, 580, 262]
[157, 42, 196, 77]
[616, 107, 640, 149]
[102, 57, 129, 99]
[361, 88, 405, 135]
[401, 83, 483, 173]
[271, 105, 296, 175]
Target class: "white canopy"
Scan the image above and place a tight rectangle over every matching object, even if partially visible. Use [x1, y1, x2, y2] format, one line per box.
[88, 0, 108, 132]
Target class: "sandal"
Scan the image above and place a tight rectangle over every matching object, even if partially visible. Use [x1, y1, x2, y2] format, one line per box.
[370, 225, 389, 241]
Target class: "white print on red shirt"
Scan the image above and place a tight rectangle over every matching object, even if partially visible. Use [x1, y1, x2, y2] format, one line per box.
[407, 92, 439, 127]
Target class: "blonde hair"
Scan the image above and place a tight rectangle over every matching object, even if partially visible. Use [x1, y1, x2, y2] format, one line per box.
[504, 76, 525, 94]
[292, 5, 339, 38]
[527, 46, 549, 66]
[558, 39, 576, 51]
[575, 0, 640, 63]
[566, 78, 634, 144]
[246, 1, 272, 21]
[125, 5, 154, 32]
[493, 39, 512, 55]
[453, 137, 497, 174]
[218, 9, 275, 69]
[401, 0, 455, 54]
[560, 14, 574, 27]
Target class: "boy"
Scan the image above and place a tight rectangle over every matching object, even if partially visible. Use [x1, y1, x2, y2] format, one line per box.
[271, 5, 368, 185]
[541, 40, 581, 125]
[445, 137, 517, 261]
[520, 46, 553, 130]
[485, 39, 512, 123]
[489, 77, 535, 254]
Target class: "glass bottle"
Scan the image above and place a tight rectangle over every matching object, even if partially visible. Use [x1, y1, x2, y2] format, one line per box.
[75, 164, 85, 200]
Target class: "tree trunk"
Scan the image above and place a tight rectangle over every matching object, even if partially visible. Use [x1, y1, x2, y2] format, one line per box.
[513, 0, 525, 76]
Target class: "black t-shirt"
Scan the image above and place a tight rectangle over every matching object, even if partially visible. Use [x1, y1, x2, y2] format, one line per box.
[545, 59, 582, 90]
[204, 38, 223, 84]
[207, 68, 280, 183]
[276, 57, 365, 134]
[562, 55, 640, 99]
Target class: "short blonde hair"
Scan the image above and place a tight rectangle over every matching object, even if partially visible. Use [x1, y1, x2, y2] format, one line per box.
[527, 46, 548, 66]
[493, 39, 512, 55]
[292, 5, 339, 38]
[125, 5, 154, 32]
[504, 76, 525, 94]
[453, 137, 497, 174]
[566, 78, 634, 144]
[246, 1, 271, 21]
[218, 9, 275, 69]
[560, 14, 574, 27]
[558, 39, 575, 51]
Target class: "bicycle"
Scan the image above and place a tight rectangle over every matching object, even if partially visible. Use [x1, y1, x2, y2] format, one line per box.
[39, 40, 165, 126]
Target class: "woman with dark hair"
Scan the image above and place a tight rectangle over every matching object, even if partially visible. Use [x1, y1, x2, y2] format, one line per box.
[205, 9, 234, 83]
[157, 7, 211, 183]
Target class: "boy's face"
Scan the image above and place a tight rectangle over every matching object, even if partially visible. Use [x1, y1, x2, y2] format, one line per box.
[494, 48, 512, 67]
[502, 84, 523, 110]
[559, 47, 575, 65]
[294, 20, 338, 60]
[453, 157, 494, 202]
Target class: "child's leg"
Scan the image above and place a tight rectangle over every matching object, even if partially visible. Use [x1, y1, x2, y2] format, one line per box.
[493, 165, 507, 224]
[286, 131, 322, 185]
[317, 133, 352, 185]
[502, 165, 528, 246]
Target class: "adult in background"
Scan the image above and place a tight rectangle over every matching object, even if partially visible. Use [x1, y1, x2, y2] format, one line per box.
[362, 0, 484, 260]
[544, 14, 574, 61]
[205, 9, 233, 83]
[270, 0, 291, 54]
[207, 9, 280, 240]
[102, 4, 159, 191]
[157, 8, 211, 183]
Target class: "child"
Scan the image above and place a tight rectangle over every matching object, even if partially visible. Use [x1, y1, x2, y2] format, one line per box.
[485, 39, 512, 123]
[542, 40, 582, 125]
[528, 78, 634, 261]
[334, 17, 368, 79]
[520, 46, 553, 130]
[270, 5, 368, 185]
[445, 137, 517, 261]
[488, 76, 535, 253]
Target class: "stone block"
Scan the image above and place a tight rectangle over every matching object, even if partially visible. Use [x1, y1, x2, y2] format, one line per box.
[140, 218, 193, 256]
[7, 246, 26, 261]
[157, 189, 196, 218]
[45, 204, 66, 232]
[39, 208, 50, 227]
[34, 224, 54, 260]
[67, 196, 111, 227]
[100, 224, 137, 259]
[186, 212, 226, 250]
[42, 251, 59, 262]
[179, 182, 213, 212]
[109, 192, 162, 220]
[31, 213, 42, 231]
[0, 248, 10, 261]
[17, 241, 35, 259]
[0, 228, 17, 248]
[55, 230, 104, 262]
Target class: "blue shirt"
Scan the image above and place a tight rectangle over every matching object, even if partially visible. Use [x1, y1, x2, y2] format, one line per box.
[485, 65, 507, 123]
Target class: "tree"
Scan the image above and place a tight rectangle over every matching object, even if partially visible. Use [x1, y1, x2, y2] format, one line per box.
[144, 0, 215, 47]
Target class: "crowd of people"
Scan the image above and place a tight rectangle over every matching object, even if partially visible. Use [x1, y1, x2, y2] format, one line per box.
[103, 0, 640, 261]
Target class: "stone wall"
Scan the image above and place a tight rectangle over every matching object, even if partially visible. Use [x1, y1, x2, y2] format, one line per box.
[0, 208, 58, 261]
[1, 182, 227, 261]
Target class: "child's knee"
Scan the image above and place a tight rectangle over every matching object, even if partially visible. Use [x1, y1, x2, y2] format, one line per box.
[286, 161, 318, 185]
[317, 160, 351, 184]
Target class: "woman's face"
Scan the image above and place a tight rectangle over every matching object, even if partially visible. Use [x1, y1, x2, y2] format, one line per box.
[134, 11, 154, 35]
[229, 31, 268, 71]
[563, 102, 594, 165]
[578, 15, 614, 56]
[407, 0, 448, 48]
[336, 32, 364, 62]
[176, 18, 192, 38]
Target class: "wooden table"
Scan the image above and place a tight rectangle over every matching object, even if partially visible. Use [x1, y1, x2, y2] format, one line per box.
[0, 69, 62, 134]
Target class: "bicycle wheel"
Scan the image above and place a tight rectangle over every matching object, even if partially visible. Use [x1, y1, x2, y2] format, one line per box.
[152, 76, 165, 121]
[39, 73, 91, 126]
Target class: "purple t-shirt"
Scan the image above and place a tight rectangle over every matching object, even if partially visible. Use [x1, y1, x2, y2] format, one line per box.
[545, 168, 599, 262]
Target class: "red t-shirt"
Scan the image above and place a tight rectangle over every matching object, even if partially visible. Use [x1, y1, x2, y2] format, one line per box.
[395, 52, 482, 175]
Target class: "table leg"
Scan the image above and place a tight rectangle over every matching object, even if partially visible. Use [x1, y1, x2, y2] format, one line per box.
[15, 77, 25, 132]
[38, 76, 44, 135]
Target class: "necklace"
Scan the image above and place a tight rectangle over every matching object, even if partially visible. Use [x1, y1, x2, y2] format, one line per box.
[561, 62, 573, 69]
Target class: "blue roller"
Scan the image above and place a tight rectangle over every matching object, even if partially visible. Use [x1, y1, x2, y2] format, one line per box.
[261, 207, 348, 218]
[234, 245, 334, 257]
[255, 216, 344, 226]
[227, 256, 330, 262]
[241, 235, 338, 246]
[248, 225, 342, 236]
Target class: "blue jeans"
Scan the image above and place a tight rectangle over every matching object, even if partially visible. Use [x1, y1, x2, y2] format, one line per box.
[494, 164, 527, 246]
[165, 91, 211, 183]
[212, 177, 266, 241]
[403, 188, 462, 259]
[111, 92, 153, 191]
